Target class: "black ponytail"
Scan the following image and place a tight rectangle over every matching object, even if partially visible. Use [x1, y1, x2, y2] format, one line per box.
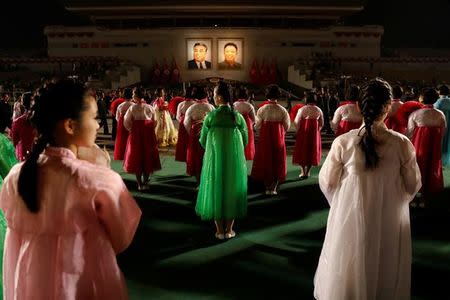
[358, 78, 392, 170]
[17, 79, 89, 213]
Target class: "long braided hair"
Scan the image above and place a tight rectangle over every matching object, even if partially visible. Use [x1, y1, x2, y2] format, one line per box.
[358, 78, 392, 170]
[18, 80, 89, 213]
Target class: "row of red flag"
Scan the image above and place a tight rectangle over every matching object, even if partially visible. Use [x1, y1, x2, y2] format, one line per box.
[249, 58, 278, 85]
[150, 58, 181, 85]
[150, 57, 278, 85]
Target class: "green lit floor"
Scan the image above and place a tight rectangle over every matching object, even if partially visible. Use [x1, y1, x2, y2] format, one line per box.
[109, 144, 450, 300]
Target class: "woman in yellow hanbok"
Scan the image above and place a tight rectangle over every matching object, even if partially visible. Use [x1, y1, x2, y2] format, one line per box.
[153, 88, 178, 147]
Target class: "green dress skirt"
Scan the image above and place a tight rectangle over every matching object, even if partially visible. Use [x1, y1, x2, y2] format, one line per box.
[0, 133, 19, 300]
[196, 106, 248, 220]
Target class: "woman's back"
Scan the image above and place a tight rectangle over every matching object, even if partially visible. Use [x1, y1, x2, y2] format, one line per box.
[315, 125, 421, 300]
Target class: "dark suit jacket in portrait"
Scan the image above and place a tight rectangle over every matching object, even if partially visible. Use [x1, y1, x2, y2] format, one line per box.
[218, 61, 242, 70]
[188, 60, 212, 69]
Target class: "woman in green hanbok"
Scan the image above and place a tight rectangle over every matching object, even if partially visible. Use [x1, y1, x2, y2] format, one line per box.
[196, 82, 248, 240]
[0, 132, 18, 300]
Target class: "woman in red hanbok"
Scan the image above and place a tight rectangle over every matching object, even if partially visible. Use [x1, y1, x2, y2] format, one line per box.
[384, 85, 405, 134]
[251, 85, 291, 195]
[175, 86, 196, 162]
[407, 88, 446, 203]
[183, 86, 215, 184]
[11, 92, 36, 161]
[292, 92, 324, 179]
[233, 87, 256, 160]
[331, 85, 362, 136]
[113, 88, 133, 160]
[123, 87, 161, 191]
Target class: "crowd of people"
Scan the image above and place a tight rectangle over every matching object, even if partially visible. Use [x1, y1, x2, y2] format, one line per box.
[0, 76, 449, 299]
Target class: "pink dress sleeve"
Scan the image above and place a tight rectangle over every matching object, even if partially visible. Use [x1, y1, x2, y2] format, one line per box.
[94, 173, 141, 254]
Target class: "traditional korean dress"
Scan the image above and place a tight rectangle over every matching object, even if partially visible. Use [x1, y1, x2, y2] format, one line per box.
[233, 99, 256, 160]
[196, 105, 248, 220]
[0, 133, 18, 300]
[292, 104, 324, 166]
[113, 100, 133, 160]
[110, 97, 126, 141]
[314, 123, 421, 300]
[331, 102, 362, 136]
[183, 99, 215, 181]
[384, 98, 405, 134]
[0, 147, 141, 300]
[407, 105, 446, 194]
[175, 98, 196, 162]
[251, 101, 290, 185]
[11, 112, 36, 161]
[123, 101, 161, 175]
[434, 95, 450, 166]
[153, 97, 178, 147]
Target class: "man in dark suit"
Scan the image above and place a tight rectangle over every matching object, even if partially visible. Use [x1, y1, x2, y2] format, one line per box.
[188, 43, 211, 69]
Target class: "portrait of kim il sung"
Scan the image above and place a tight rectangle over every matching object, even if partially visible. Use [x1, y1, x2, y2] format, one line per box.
[186, 39, 212, 70]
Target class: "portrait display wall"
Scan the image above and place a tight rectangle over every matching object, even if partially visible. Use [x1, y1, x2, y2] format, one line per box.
[186, 38, 213, 70]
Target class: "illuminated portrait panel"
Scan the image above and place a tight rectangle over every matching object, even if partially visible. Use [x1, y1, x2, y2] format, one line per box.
[186, 38, 213, 70]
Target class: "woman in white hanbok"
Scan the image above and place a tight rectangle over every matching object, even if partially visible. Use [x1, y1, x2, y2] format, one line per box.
[314, 78, 422, 300]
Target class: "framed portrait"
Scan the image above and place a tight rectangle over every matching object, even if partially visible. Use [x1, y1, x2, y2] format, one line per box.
[217, 38, 244, 70]
[186, 38, 213, 70]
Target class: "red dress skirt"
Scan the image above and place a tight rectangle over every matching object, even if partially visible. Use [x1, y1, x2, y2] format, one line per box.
[251, 121, 286, 185]
[242, 113, 255, 160]
[293, 118, 321, 166]
[123, 120, 161, 174]
[411, 126, 444, 194]
[175, 115, 189, 162]
[113, 116, 129, 160]
[186, 120, 205, 181]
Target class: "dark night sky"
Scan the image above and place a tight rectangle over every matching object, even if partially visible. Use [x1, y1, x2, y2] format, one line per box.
[0, 0, 449, 52]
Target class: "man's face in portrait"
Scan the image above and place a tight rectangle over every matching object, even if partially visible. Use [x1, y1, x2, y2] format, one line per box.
[224, 45, 237, 63]
[194, 45, 207, 63]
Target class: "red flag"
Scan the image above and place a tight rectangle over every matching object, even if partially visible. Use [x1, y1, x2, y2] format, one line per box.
[269, 58, 278, 84]
[151, 59, 161, 85]
[249, 58, 260, 85]
[259, 58, 266, 85]
[170, 58, 181, 84]
[260, 58, 271, 85]
[160, 58, 170, 84]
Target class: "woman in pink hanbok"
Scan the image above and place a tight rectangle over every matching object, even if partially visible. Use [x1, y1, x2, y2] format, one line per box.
[407, 88, 446, 202]
[123, 87, 161, 191]
[175, 86, 196, 162]
[153, 88, 178, 147]
[251, 85, 291, 195]
[314, 78, 421, 300]
[292, 92, 323, 179]
[331, 84, 363, 136]
[11, 92, 37, 161]
[233, 87, 256, 160]
[183, 86, 215, 184]
[113, 88, 133, 160]
[0, 80, 141, 300]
